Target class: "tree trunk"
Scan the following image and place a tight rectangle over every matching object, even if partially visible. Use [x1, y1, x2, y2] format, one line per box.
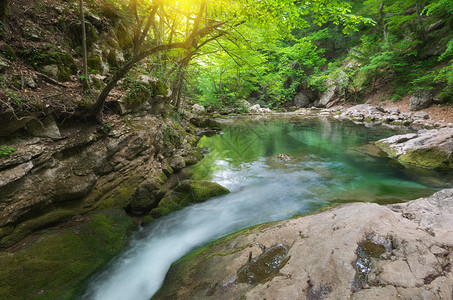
[379, 1, 388, 43]
[79, 0, 89, 91]
[174, 69, 184, 111]
[415, 0, 425, 42]
[0, 0, 9, 22]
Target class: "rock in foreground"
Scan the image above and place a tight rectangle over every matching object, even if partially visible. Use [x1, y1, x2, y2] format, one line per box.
[154, 189, 453, 300]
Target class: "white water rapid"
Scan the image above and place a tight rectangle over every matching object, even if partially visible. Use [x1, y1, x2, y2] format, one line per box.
[81, 158, 328, 300]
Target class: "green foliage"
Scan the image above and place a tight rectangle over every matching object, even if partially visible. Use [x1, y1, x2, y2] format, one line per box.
[102, 122, 113, 134]
[299, 0, 453, 102]
[0, 77, 23, 107]
[424, 0, 453, 16]
[0, 145, 16, 157]
[439, 39, 453, 61]
[435, 62, 453, 102]
[87, 56, 102, 74]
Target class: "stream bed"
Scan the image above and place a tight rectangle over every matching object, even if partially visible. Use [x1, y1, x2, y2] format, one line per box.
[81, 116, 453, 300]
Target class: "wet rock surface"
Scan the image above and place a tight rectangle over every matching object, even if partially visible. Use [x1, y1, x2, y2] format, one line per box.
[154, 189, 453, 300]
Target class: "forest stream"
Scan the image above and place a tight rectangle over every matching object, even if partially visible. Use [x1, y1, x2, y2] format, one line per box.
[81, 116, 453, 300]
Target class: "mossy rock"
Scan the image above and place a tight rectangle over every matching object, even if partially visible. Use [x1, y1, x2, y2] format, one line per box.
[155, 80, 169, 96]
[58, 69, 71, 82]
[87, 56, 102, 74]
[0, 209, 80, 249]
[106, 50, 120, 67]
[89, 176, 143, 209]
[0, 210, 133, 300]
[130, 177, 167, 215]
[190, 117, 222, 130]
[398, 148, 453, 170]
[374, 141, 398, 158]
[150, 180, 230, 218]
[64, 21, 99, 51]
[0, 225, 14, 240]
[57, 52, 78, 74]
[184, 147, 204, 166]
[114, 21, 133, 49]
[124, 88, 151, 107]
[20, 48, 77, 75]
[41, 64, 59, 80]
[1, 44, 15, 60]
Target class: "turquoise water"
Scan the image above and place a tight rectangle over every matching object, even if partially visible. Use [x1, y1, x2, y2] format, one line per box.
[191, 116, 450, 205]
[82, 116, 453, 300]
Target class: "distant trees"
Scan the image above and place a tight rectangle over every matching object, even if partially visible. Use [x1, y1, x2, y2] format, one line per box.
[86, 0, 375, 117]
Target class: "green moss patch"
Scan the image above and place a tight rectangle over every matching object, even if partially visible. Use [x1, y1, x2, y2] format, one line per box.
[374, 141, 398, 158]
[398, 148, 453, 170]
[87, 56, 102, 74]
[0, 209, 80, 249]
[150, 180, 229, 217]
[20, 47, 77, 75]
[0, 210, 132, 300]
[93, 176, 143, 209]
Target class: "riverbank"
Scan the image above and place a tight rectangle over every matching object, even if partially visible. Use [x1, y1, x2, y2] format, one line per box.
[154, 188, 453, 300]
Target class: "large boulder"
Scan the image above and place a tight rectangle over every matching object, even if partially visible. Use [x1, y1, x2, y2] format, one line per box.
[154, 189, 453, 300]
[314, 71, 348, 108]
[409, 90, 433, 111]
[293, 92, 311, 108]
[376, 127, 453, 169]
[341, 104, 386, 122]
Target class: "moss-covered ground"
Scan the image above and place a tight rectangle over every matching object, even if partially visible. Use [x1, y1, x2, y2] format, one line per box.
[0, 209, 133, 300]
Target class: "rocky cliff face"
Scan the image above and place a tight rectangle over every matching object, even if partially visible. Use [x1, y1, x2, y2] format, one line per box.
[0, 114, 202, 249]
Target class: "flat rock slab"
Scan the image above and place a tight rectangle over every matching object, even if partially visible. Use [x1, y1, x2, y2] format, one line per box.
[155, 189, 453, 300]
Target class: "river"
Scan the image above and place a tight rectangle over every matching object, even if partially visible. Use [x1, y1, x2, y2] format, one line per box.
[81, 116, 452, 299]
